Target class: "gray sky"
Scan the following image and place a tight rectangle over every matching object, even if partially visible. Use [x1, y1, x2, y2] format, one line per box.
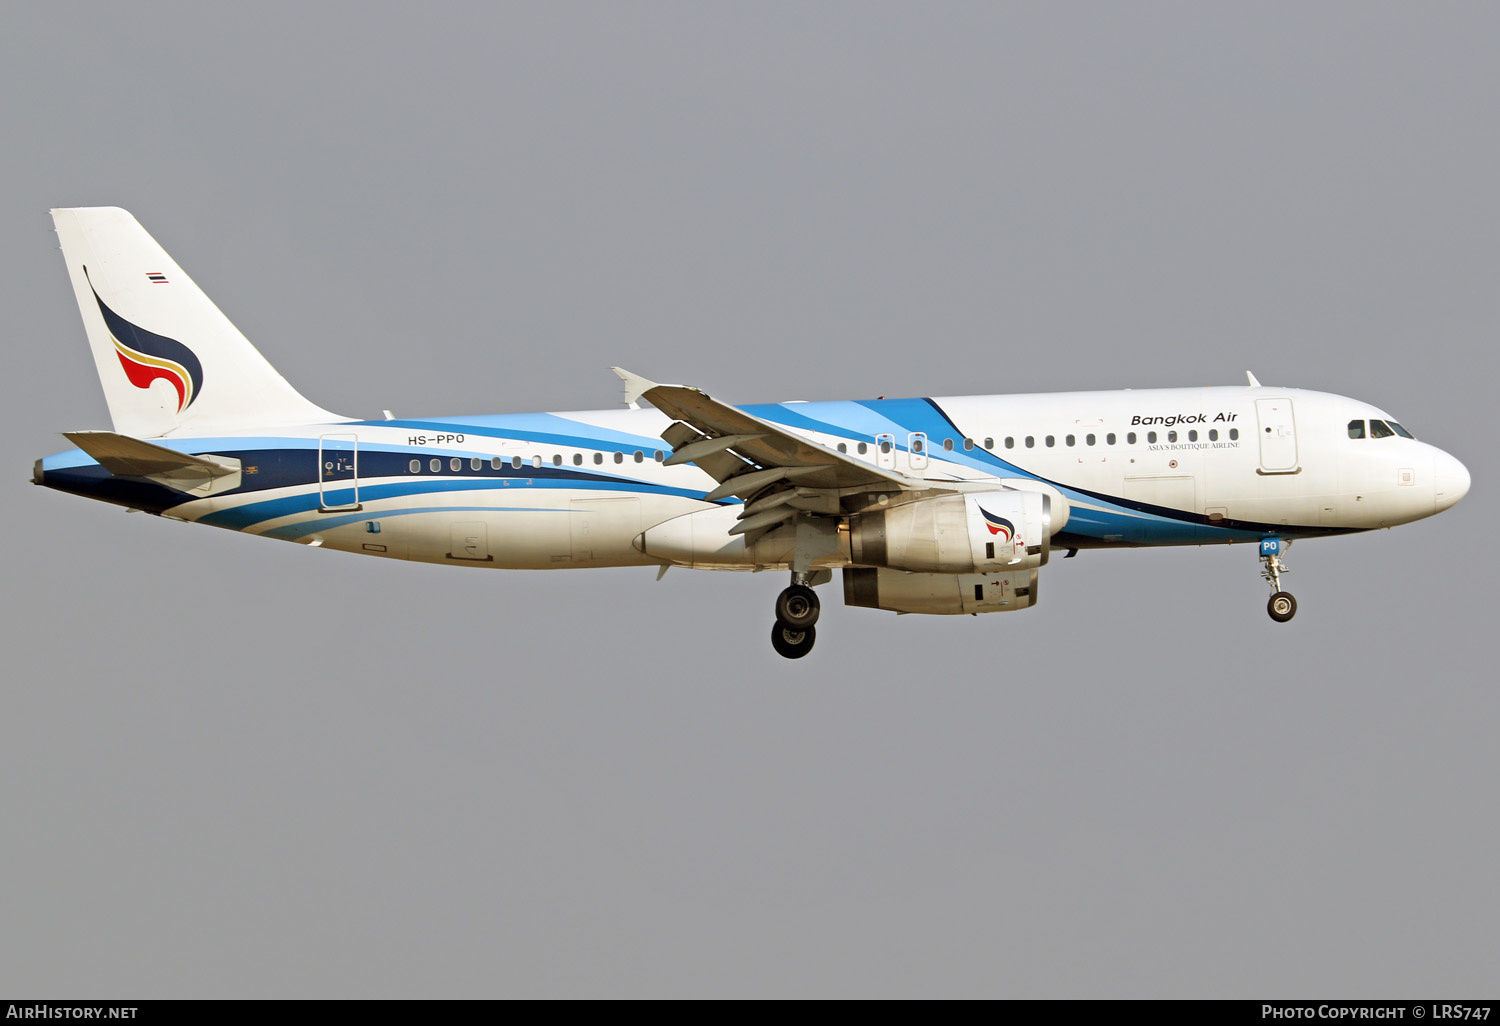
[1, 2, 1494, 998]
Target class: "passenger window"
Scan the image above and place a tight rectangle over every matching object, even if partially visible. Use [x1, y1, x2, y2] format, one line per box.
[450, 457, 462, 471]
[654, 450, 665, 461]
[1369, 420, 1395, 438]
[984, 437, 994, 449]
[1087, 434, 1096, 446]
[634, 451, 644, 463]
[553, 455, 562, 466]
[1004, 437, 1014, 449]
[1229, 428, 1239, 440]
[512, 456, 522, 469]
[943, 438, 954, 452]
[879, 440, 892, 454]
[573, 454, 582, 466]
[1065, 435, 1075, 447]
[409, 459, 421, 473]
[471, 458, 482, 470]
[1106, 433, 1115, 445]
[614, 452, 624, 463]
[1147, 432, 1157, 443]
[1167, 431, 1177, 442]
[837, 442, 847, 454]
[491, 457, 502, 470]
[1025, 436, 1035, 448]
[1187, 430, 1197, 442]
[912, 438, 924, 454]
[593, 453, 603, 465]
[1389, 422, 1413, 438]
[1347, 420, 1366, 439]
[857, 442, 868, 455]
[963, 438, 974, 451]
[1127, 432, 1136, 444]
[430, 458, 441, 472]
[1045, 435, 1055, 448]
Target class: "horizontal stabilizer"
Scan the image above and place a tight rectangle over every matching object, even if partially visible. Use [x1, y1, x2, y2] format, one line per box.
[63, 430, 242, 497]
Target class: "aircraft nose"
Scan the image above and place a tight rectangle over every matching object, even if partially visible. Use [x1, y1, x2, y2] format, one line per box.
[1434, 450, 1470, 513]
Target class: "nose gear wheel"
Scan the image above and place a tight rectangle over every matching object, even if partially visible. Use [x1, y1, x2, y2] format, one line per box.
[1260, 545, 1296, 623]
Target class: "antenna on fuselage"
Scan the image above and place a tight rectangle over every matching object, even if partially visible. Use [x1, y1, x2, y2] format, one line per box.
[1246, 371, 1262, 387]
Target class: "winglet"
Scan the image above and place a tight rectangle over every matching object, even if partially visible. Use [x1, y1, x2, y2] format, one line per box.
[1246, 371, 1261, 387]
[610, 367, 657, 409]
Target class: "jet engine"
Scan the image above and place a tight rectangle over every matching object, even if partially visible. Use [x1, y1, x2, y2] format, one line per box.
[847, 490, 1058, 574]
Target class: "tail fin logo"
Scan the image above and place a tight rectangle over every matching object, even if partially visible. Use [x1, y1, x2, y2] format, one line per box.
[84, 267, 203, 413]
[979, 507, 1016, 542]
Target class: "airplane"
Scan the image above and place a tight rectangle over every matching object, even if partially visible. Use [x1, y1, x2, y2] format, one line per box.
[33, 207, 1471, 658]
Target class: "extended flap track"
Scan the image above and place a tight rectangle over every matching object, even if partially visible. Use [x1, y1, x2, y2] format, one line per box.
[657, 421, 842, 543]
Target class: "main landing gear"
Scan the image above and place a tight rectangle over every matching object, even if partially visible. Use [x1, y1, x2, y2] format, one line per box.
[771, 575, 821, 659]
[1260, 538, 1296, 623]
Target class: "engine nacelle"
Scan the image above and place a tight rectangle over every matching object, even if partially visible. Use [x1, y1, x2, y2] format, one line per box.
[848, 490, 1054, 574]
[843, 567, 1039, 615]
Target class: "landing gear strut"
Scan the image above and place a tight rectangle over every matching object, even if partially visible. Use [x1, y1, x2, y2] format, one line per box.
[772, 573, 822, 658]
[1260, 539, 1296, 623]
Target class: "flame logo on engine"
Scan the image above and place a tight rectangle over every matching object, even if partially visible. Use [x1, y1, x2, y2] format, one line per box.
[979, 507, 1015, 543]
[85, 267, 202, 414]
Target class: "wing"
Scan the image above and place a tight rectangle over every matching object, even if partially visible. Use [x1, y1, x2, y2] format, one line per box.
[613, 368, 930, 541]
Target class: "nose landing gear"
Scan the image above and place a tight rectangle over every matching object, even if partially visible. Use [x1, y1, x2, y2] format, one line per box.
[1260, 538, 1296, 623]
[771, 573, 822, 658]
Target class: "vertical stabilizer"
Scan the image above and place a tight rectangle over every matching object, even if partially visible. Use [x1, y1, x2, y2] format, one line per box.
[51, 207, 344, 437]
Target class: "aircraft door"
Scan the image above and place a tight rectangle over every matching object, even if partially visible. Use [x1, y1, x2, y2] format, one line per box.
[319, 433, 361, 511]
[908, 432, 929, 471]
[1255, 398, 1299, 473]
[875, 433, 896, 470]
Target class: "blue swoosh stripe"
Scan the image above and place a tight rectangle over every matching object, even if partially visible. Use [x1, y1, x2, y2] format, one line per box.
[367, 415, 665, 452]
[199, 476, 713, 531]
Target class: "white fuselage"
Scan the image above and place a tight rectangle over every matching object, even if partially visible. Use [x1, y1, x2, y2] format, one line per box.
[38, 384, 1470, 572]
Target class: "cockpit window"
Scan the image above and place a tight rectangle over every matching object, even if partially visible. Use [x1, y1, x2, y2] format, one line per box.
[1388, 421, 1413, 438]
[1347, 420, 1365, 439]
[1369, 420, 1395, 439]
